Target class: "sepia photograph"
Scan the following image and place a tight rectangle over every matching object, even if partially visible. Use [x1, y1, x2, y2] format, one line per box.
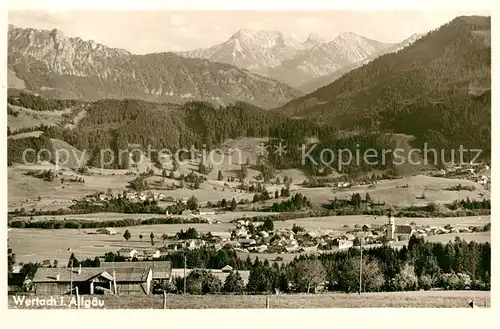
[3, 1, 493, 317]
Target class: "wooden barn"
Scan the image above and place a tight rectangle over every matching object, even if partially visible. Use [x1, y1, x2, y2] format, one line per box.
[101, 261, 172, 285]
[31, 265, 153, 295]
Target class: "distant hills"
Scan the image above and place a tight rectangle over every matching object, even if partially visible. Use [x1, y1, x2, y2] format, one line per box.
[7, 25, 301, 109]
[276, 16, 491, 156]
[297, 33, 423, 93]
[178, 29, 423, 90]
[178, 29, 317, 73]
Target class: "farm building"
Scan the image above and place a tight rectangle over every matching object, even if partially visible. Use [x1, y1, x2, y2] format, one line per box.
[117, 248, 138, 259]
[31, 266, 153, 295]
[101, 261, 172, 285]
[210, 232, 231, 242]
[97, 227, 117, 235]
[238, 238, 257, 247]
[221, 265, 233, 272]
[140, 249, 160, 259]
[185, 239, 206, 250]
[338, 240, 354, 249]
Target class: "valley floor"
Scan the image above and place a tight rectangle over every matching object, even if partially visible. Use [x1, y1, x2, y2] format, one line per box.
[8, 214, 490, 265]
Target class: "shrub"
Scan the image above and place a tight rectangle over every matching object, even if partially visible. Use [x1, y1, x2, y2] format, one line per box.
[419, 275, 435, 290]
[393, 264, 419, 291]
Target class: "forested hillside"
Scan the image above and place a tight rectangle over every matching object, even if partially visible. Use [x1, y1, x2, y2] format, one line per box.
[277, 16, 491, 160]
[8, 96, 401, 176]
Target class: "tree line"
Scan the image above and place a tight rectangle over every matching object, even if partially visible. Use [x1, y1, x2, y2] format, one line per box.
[8, 216, 207, 229]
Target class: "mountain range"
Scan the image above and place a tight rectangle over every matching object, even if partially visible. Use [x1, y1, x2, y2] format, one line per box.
[297, 33, 423, 93]
[7, 25, 301, 109]
[7, 16, 491, 170]
[178, 29, 421, 90]
[276, 16, 491, 155]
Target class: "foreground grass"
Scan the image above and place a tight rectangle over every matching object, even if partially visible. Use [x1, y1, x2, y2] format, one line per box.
[8, 291, 490, 309]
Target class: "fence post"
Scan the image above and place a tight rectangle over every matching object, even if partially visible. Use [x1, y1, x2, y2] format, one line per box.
[163, 291, 167, 309]
[75, 286, 80, 310]
[266, 295, 269, 309]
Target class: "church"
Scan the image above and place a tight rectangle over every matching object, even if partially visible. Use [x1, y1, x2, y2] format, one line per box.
[385, 213, 415, 241]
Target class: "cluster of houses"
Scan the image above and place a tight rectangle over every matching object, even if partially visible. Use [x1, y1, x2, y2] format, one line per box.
[199, 215, 480, 253]
[84, 191, 170, 203]
[106, 214, 481, 261]
[434, 163, 490, 187]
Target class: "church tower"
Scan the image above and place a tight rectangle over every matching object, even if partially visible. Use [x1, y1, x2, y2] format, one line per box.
[386, 210, 395, 240]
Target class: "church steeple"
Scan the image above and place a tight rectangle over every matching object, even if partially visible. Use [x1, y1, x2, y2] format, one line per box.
[386, 209, 395, 240]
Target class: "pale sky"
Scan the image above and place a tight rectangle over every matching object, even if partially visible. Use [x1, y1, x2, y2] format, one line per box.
[8, 10, 491, 54]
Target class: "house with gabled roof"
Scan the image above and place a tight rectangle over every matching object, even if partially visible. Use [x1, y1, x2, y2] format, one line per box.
[101, 261, 172, 284]
[117, 248, 138, 259]
[221, 265, 233, 273]
[31, 266, 152, 295]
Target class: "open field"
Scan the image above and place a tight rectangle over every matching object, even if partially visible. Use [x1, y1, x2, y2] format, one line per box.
[9, 213, 490, 265]
[11, 211, 277, 223]
[425, 231, 491, 244]
[8, 163, 490, 213]
[299, 175, 489, 207]
[8, 291, 490, 309]
[9, 224, 234, 265]
[8, 131, 490, 212]
[7, 104, 73, 131]
[8, 164, 132, 210]
[271, 215, 491, 231]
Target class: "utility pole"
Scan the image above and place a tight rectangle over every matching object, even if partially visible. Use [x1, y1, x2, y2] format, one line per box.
[183, 254, 187, 294]
[70, 262, 73, 296]
[358, 239, 362, 295]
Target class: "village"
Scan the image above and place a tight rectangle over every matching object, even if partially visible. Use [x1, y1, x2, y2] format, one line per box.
[95, 213, 484, 260]
[8, 210, 488, 298]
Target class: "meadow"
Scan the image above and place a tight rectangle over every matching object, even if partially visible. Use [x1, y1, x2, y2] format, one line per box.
[8, 290, 491, 309]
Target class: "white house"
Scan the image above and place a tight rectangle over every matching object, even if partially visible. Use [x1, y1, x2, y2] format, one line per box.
[211, 232, 231, 241]
[117, 248, 138, 259]
[186, 239, 206, 250]
[235, 227, 249, 238]
[97, 227, 117, 235]
[141, 249, 160, 259]
[338, 240, 354, 249]
[285, 244, 300, 253]
[221, 265, 233, 272]
[250, 245, 268, 253]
